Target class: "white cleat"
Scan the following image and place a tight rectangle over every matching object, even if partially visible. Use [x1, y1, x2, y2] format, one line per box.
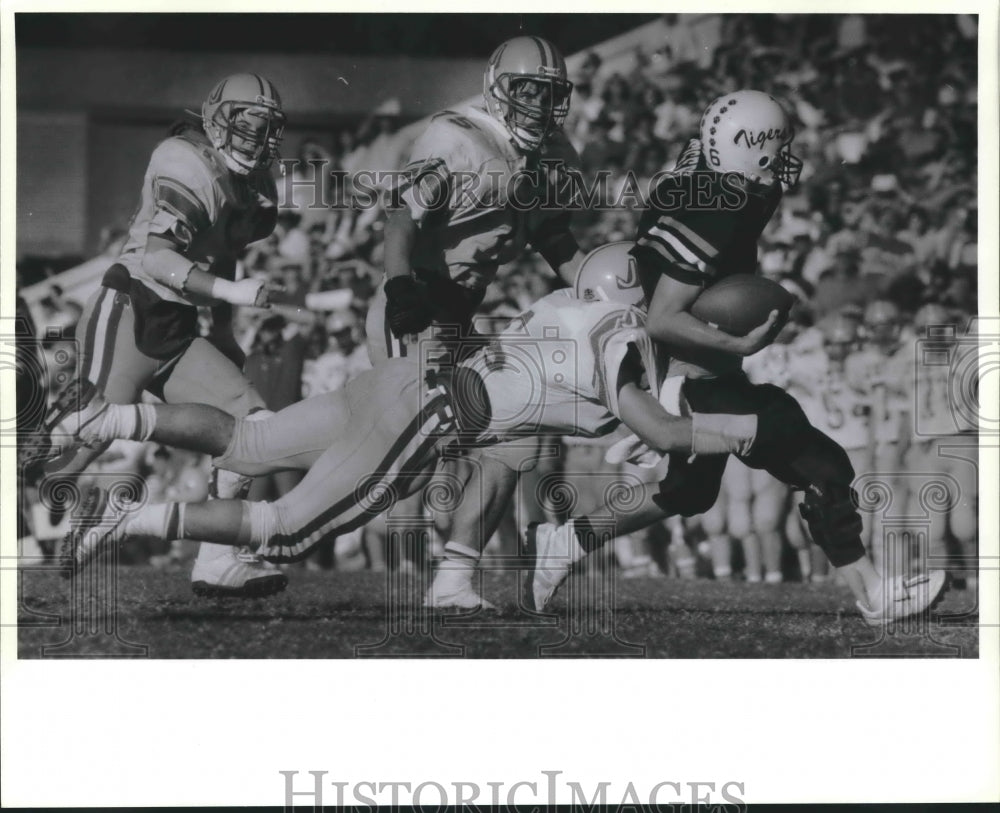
[522, 521, 579, 612]
[191, 546, 289, 599]
[51, 377, 110, 446]
[857, 571, 948, 627]
[58, 485, 127, 576]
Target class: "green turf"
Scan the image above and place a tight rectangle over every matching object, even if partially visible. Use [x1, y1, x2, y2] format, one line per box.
[17, 566, 979, 659]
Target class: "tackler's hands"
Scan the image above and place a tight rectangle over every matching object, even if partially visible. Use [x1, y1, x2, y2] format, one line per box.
[221, 277, 286, 309]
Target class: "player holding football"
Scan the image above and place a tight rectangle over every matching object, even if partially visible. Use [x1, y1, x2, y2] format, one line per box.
[371, 37, 586, 608]
[25, 74, 290, 598]
[55, 250, 761, 574]
[524, 90, 947, 625]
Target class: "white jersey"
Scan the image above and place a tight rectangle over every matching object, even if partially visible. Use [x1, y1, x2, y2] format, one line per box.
[385, 104, 579, 294]
[461, 291, 663, 442]
[117, 130, 278, 306]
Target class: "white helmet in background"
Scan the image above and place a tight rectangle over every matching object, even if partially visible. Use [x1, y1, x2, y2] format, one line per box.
[574, 241, 646, 309]
[699, 89, 802, 187]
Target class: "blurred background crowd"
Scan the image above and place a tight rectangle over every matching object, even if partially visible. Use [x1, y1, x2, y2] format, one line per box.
[17, 13, 978, 584]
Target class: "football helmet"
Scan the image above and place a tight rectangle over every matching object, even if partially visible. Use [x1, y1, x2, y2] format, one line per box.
[574, 242, 646, 309]
[862, 299, 902, 350]
[819, 312, 860, 364]
[202, 73, 286, 175]
[699, 89, 802, 187]
[484, 36, 573, 153]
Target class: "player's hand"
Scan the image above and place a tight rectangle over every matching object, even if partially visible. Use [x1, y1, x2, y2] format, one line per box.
[227, 278, 283, 308]
[384, 276, 434, 338]
[734, 309, 785, 356]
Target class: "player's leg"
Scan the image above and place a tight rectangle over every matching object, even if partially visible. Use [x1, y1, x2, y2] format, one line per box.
[699, 460, 732, 581]
[750, 468, 787, 584]
[944, 441, 978, 588]
[32, 285, 158, 481]
[425, 442, 535, 609]
[744, 383, 946, 622]
[160, 336, 284, 597]
[62, 373, 455, 569]
[524, 450, 727, 611]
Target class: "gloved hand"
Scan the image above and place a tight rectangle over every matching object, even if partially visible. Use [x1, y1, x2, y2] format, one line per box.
[384, 276, 434, 338]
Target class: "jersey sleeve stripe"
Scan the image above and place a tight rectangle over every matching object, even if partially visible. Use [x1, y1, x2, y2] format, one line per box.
[653, 215, 718, 260]
[646, 224, 712, 267]
[154, 177, 211, 234]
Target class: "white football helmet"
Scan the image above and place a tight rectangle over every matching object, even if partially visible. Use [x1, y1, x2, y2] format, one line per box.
[574, 242, 646, 309]
[202, 73, 286, 175]
[484, 36, 573, 153]
[699, 89, 802, 187]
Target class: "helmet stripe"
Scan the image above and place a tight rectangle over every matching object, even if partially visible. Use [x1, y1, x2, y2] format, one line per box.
[529, 36, 549, 69]
[251, 73, 265, 98]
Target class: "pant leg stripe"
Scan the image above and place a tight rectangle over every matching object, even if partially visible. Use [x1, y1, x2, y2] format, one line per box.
[264, 394, 451, 557]
[94, 293, 127, 392]
[81, 286, 111, 383]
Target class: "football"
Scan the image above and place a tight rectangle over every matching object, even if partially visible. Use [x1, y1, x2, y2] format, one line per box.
[691, 274, 797, 337]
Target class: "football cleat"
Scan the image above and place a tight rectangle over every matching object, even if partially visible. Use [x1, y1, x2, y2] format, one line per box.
[857, 571, 948, 627]
[58, 485, 125, 577]
[19, 378, 104, 474]
[51, 377, 110, 446]
[522, 521, 579, 612]
[191, 547, 289, 599]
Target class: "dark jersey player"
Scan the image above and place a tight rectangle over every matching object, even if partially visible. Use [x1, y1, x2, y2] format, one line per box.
[525, 90, 946, 626]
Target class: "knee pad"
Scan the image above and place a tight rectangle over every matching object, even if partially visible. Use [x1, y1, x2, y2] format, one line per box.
[798, 485, 865, 567]
[210, 409, 273, 498]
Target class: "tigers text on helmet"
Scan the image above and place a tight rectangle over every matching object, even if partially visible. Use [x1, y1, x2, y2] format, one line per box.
[483, 36, 573, 153]
[574, 241, 646, 309]
[201, 73, 286, 175]
[699, 89, 802, 188]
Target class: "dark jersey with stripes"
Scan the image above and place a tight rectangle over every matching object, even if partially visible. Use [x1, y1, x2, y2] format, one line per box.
[630, 141, 782, 289]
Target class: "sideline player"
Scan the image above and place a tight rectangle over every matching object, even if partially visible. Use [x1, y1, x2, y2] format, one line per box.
[56, 251, 759, 575]
[523, 90, 946, 625]
[25, 74, 289, 597]
[371, 37, 586, 608]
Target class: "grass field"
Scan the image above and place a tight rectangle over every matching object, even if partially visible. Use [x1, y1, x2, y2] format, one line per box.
[17, 565, 979, 659]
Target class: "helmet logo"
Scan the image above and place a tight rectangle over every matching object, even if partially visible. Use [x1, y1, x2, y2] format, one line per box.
[734, 127, 789, 149]
[617, 256, 638, 290]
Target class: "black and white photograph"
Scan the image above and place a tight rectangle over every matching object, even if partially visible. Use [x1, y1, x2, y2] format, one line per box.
[2, 3, 998, 808]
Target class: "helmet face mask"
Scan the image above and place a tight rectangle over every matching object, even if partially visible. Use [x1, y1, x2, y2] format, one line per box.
[819, 314, 859, 366]
[574, 241, 647, 310]
[484, 37, 573, 152]
[862, 300, 902, 352]
[700, 89, 802, 188]
[202, 74, 286, 175]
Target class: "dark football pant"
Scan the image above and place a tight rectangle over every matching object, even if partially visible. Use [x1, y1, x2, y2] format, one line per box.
[656, 373, 864, 567]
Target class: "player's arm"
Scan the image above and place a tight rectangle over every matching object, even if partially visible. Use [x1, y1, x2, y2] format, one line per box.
[614, 345, 757, 456]
[143, 235, 275, 308]
[645, 268, 782, 357]
[531, 211, 584, 286]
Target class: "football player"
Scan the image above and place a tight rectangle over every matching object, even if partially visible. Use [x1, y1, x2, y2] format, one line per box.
[55, 247, 759, 576]
[25, 74, 289, 598]
[523, 90, 946, 626]
[371, 37, 586, 608]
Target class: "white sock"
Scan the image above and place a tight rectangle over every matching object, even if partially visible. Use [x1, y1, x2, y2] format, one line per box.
[441, 541, 480, 571]
[100, 403, 156, 442]
[124, 502, 183, 540]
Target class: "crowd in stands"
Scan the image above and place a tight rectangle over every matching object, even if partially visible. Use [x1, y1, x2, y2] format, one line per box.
[19, 14, 978, 581]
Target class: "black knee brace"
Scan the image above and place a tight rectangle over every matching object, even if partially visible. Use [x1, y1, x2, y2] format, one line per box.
[799, 484, 865, 567]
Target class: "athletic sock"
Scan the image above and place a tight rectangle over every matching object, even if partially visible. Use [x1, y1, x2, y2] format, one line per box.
[99, 403, 156, 442]
[441, 541, 480, 569]
[123, 502, 183, 540]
